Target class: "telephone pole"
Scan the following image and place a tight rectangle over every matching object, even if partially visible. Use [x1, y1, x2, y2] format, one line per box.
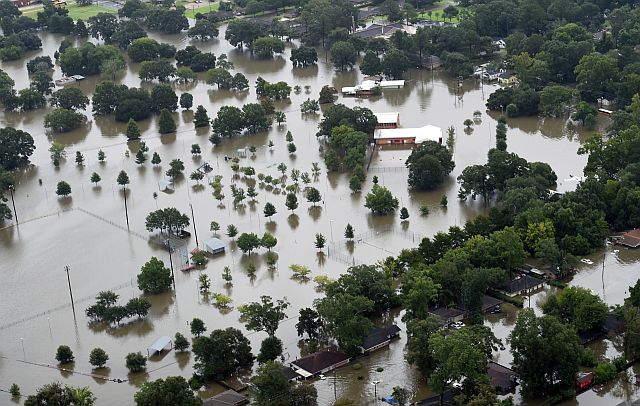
[64, 265, 75, 315]
[8, 184, 17, 224]
[123, 186, 130, 230]
[190, 203, 199, 248]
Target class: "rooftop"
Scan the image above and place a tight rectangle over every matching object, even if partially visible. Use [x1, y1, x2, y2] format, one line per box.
[291, 350, 350, 374]
[147, 336, 172, 356]
[203, 390, 249, 406]
[498, 275, 544, 294]
[374, 125, 442, 144]
[282, 366, 300, 381]
[374, 112, 399, 124]
[487, 361, 518, 393]
[428, 306, 465, 320]
[619, 229, 640, 248]
[361, 325, 401, 350]
[203, 237, 225, 252]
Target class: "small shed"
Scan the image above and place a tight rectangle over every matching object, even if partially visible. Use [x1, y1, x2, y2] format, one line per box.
[203, 238, 225, 255]
[158, 179, 173, 191]
[147, 336, 172, 357]
[237, 148, 248, 158]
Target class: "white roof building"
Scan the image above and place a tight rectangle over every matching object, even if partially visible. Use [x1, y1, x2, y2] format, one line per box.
[373, 125, 442, 144]
[374, 112, 400, 125]
[341, 80, 405, 95]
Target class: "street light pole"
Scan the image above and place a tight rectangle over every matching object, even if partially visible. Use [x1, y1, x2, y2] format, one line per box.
[64, 265, 75, 315]
[371, 380, 380, 401]
[8, 184, 18, 224]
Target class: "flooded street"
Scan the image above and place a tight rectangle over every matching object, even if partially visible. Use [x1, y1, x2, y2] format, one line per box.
[0, 25, 634, 405]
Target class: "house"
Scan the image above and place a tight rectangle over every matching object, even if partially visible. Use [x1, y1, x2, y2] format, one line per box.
[612, 229, 640, 248]
[11, 0, 32, 7]
[483, 69, 505, 81]
[360, 325, 401, 354]
[479, 295, 503, 313]
[342, 79, 405, 96]
[487, 362, 518, 394]
[426, 55, 442, 69]
[203, 390, 249, 406]
[428, 307, 465, 325]
[281, 366, 300, 381]
[497, 72, 518, 86]
[374, 112, 400, 129]
[358, 7, 379, 20]
[459, 295, 503, 315]
[496, 275, 544, 297]
[373, 125, 442, 146]
[290, 350, 350, 378]
[203, 238, 225, 255]
[351, 22, 403, 39]
[575, 372, 594, 392]
[492, 39, 506, 49]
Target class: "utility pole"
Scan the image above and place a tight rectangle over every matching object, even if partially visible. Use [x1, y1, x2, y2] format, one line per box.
[64, 265, 75, 315]
[190, 203, 199, 248]
[8, 184, 18, 225]
[166, 239, 175, 288]
[123, 186, 130, 230]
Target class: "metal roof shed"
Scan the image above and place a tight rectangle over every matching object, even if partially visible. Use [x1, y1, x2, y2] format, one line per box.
[158, 179, 173, 191]
[203, 238, 225, 255]
[147, 336, 172, 357]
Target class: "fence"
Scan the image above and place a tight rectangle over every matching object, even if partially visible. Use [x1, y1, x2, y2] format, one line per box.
[326, 227, 428, 266]
[366, 166, 408, 173]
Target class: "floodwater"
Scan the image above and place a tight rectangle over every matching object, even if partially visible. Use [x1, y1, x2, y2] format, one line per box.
[0, 24, 635, 405]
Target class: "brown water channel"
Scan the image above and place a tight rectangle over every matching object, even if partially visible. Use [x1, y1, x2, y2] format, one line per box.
[0, 25, 634, 405]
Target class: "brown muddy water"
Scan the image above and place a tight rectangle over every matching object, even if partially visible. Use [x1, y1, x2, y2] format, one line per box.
[0, 25, 637, 405]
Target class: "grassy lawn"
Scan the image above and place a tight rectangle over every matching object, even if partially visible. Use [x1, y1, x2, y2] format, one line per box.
[416, 8, 459, 23]
[183, 2, 219, 18]
[21, 3, 116, 20]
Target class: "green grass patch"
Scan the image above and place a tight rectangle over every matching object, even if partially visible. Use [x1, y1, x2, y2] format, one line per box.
[184, 2, 219, 18]
[22, 3, 116, 20]
[416, 9, 459, 23]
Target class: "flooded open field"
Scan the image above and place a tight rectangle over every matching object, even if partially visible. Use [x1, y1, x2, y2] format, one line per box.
[0, 24, 637, 405]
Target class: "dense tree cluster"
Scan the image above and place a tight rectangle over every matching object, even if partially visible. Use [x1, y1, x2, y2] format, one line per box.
[317, 104, 377, 137]
[406, 141, 455, 190]
[192, 327, 254, 379]
[144, 207, 190, 234]
[92, 81, 178, 122]
[313, 265, 397, 354]
[58, 42, 124, 77]
[324, 125, 368, 172]
[210, 103, 273, 139]
[85, 290, 151, 325]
